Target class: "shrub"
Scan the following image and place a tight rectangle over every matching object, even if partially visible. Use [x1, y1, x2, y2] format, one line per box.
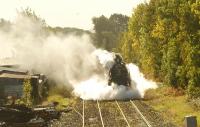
[189, 98, 200, 110]
[47, 95, 74, 110]
[187, 84, 200, 99]
[22, 78, 33, 106]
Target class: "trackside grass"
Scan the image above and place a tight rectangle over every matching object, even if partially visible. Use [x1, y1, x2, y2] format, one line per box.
[144, 86, 200, 127]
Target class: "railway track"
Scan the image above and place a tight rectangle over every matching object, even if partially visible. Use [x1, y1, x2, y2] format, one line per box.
[51, 99, 156, 127]
[83, 100, 151, 127]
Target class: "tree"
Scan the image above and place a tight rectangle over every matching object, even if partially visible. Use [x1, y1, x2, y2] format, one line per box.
[117, 0, 200, 98]
[0, 19, 11, 32]
[162, 39, 179, 87]
[17, 8, 46, 27]
[92, 14, 129, 51]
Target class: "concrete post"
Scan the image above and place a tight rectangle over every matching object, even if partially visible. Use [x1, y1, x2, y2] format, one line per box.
[184, 115, 197, 127]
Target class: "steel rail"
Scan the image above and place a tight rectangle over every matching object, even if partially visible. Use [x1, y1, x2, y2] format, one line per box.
[97, 100, 105, 127]
[130, 100, 152, 127]
[73, 107, 83, 118]
[82, 100, 85, 127]
[115, 100, 131, 127]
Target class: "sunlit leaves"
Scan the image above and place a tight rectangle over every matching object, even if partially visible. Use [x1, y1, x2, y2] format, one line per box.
[117, 0, 200, 97]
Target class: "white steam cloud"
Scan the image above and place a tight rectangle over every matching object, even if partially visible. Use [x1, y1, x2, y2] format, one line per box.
[0, 14, 97, 89]
[0, 14, 157, 100]
[73, 50, 157, 100]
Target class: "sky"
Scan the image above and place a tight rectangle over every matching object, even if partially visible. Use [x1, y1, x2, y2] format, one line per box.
[0, 0, 146, 30]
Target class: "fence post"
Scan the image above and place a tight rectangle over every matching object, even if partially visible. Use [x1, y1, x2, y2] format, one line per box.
[184, 115, 197, 127]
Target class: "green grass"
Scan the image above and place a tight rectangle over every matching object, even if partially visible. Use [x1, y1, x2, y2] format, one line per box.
[47, 95, 76, 110]
[144, 86, 200, 127]
[45, 85, 76, 110]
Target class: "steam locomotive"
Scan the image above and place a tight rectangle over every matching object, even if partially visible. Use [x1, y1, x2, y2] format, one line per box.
[108, 54, 131, 87]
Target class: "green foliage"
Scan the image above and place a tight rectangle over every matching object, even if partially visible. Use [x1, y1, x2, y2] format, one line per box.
[17, 8, 46, 27]
[117, 0, 200, 98]
[187, 83, 200, 99]
[162, 39, 179, 87]
[47, 95, 74, 110]
[189, 98, 200, 110]
[22, 78, 33, 106]
[92, 14, 129, 51]
[47, 26, 92, 37]
[48, 85, 71, 97]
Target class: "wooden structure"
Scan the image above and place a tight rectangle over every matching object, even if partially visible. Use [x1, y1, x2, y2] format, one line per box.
[0, 66, 48, 105]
